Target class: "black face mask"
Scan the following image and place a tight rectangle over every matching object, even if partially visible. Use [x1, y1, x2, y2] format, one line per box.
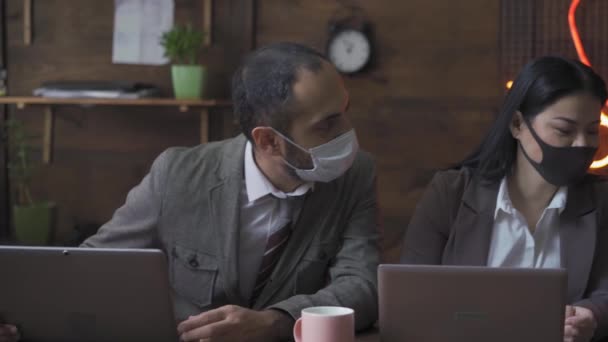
[519, 117, 597, 186]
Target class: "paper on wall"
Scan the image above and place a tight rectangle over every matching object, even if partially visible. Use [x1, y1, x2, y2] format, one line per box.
[112, 0, 174, 65]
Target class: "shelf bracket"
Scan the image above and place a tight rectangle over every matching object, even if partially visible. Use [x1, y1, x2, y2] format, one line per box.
[24, 0, 32, 45]
[42, 105, 54, 164]
[203, 0, 213, 46]
[200, 108, 209, 144]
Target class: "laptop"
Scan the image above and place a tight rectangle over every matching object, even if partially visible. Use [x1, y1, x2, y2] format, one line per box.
[0, 246, 178, 342]
[378, 264, 567, 342]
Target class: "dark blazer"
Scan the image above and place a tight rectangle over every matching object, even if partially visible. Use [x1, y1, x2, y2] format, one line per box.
[401, 167, 608, 339]
[82, 134, 380, 330]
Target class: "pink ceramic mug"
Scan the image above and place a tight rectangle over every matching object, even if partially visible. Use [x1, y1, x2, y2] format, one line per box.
[293, 306, 355, 342]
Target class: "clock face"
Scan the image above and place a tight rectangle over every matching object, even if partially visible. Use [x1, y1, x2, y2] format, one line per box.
[328, 29, 371, 74]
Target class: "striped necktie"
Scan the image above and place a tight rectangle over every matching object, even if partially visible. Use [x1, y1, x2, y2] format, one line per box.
[250, 221, 292, 304]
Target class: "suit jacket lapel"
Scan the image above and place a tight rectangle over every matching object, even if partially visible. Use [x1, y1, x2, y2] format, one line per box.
[446, 176, 499, 266]
[560, 180, 597, 302]
[253, 182, 334, 308]
[208, 136, 248, 306]
[449, 174, 598, 302]
[443, 172, 598, 302]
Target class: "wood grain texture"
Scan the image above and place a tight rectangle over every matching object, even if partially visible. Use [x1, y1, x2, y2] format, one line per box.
[4, 0, 251, 243]
[0, 96, 231, 107]
[0, 0, 9, 239]
[42, 106, 54, 163]
[203, 0, 213, 46]
[22, 0, 31, 45]
[257, 0, 502, 262]
[4, 0, 502, 260]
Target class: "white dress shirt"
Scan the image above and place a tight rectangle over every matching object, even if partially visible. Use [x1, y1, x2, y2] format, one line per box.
[238, 142, 313, 300]
[486, 177, 567, 268]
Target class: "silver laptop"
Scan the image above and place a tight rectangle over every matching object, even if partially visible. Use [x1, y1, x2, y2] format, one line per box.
[378, 264, 567, 342]
[0, 246, 178, 342]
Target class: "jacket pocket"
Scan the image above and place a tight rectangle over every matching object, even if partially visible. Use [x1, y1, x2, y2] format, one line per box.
[294, 242, 338, 294]
[170, 244, 218, 308]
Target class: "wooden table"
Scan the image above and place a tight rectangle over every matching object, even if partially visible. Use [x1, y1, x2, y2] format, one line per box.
[356, 328, 380, 342]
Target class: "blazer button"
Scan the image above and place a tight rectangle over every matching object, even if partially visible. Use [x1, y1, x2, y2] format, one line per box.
[189, 258, 199, 268]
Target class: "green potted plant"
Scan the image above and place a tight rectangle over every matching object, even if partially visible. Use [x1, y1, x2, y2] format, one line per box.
[4, 119, 55, 245]
[160, 24, 206, 99]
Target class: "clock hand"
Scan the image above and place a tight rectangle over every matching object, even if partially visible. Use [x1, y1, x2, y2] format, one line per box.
[346, 41, 354, 54]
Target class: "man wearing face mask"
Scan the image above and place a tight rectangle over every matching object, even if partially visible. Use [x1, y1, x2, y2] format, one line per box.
[0, 42, 379, 342]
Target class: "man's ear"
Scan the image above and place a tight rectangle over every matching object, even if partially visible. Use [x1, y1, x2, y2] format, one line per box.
[510, 111, 524, 139]
[251, 127, 282, 156]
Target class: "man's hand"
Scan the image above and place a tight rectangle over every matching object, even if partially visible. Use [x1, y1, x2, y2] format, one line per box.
[0, 325, 19, 342]
[564, 306, 596, 342]
[177, 305, 294, 342]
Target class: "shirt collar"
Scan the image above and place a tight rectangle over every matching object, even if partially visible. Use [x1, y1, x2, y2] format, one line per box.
[494, 177, 568, 219]
[244, 141, 313, 203]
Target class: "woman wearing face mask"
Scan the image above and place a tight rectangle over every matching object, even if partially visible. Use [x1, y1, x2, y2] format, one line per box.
[401, 56, 608, 342]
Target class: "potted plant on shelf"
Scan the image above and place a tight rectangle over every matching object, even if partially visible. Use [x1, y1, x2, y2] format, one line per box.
[160, 24, 206, 99]
[4, 119, 55, 245]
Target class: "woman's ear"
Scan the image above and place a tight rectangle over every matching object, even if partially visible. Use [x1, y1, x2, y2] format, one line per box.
[510, 111, 524, 139]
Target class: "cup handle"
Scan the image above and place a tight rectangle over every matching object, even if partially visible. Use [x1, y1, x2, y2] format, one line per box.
[293, 317, 303, 342]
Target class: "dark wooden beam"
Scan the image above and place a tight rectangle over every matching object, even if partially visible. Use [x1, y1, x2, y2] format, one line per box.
[210, 0, 256, 139]
[0, 0, 9, 240]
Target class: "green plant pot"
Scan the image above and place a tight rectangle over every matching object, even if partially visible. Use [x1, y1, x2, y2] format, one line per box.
[171, 65, 206, 99]
[13, 202, 56, 245]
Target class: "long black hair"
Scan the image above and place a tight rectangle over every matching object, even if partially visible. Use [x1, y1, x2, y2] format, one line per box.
[456, 56, 608, 182]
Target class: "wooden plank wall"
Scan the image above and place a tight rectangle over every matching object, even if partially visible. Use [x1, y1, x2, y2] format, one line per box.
[5, 0, 606, 260]
[0, 0, 8, 239]
[4, 0, 504, 260]
[4, 0, 251, 243]
[256, 0, 503, 261]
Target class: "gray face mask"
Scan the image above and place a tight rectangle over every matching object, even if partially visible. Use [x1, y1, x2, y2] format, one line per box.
[520, 117, 597, 186]
[272, 129, 359, 183]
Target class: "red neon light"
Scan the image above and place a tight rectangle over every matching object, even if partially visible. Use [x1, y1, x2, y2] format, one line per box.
[568, 0, 608, 168]
[568, 0, 591, 66]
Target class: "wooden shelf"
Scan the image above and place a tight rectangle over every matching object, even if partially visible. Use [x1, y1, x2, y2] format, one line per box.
[0, 96, 231, 110]
[0, 96, 232, 164]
